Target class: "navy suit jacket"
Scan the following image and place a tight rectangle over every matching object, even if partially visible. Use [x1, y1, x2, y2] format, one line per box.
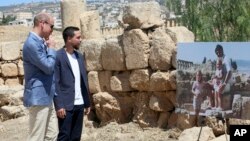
[54, 48, 90, 111]
[23, 32, 56, 107]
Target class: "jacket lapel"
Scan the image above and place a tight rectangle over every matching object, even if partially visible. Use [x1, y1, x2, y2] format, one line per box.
[61, 48, 73, 74]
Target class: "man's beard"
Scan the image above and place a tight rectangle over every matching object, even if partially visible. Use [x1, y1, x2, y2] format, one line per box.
[73, 45, 79, 50]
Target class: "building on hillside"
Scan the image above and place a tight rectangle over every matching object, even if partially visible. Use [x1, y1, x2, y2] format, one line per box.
[8, 19, 33, 26]
[15, 12, 33, 20]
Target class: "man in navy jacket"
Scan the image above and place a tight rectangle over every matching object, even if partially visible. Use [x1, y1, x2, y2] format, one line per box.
[54, 26, 90, 141]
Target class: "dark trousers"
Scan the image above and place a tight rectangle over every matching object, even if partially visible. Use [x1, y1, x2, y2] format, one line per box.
[57, 105, 84, 141]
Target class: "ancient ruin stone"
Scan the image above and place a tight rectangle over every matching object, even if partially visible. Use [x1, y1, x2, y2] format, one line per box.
[133, 92, 158, 128]
[60, 0, 86, 29]
[232, 94, 242, 118]
[176, 113, 196, 130]
[0, 105, 25, 122]
[122, 1, 164, 29]
[88, 71, 101, 94]
[92, 92, 121, 123]
[167, 112, 178, 129]
[1, 63, 18, 77]
[0, 78, 4, 86]
[0, 25, 29, 42]
[166, 26, 195, 43]
[98, 71, 112, 92]
[178, 126, 215, 141]
[129, 69, 150, 91]
[1, 42, 20, 61]
[110, 71, 132, 92]
[123, 29, 149, 70]
[80, 39, 105, 71]
[205, 116, 225, 136]
[149, 28, 175, 70]
[241, 97, 250, 119]
[149, 92, 175, 112]
[169, 70, 177, 90]
[80, 10, 102, 39]
[112, 92, 136, 123]
[102, 37, 126, 71]
[5, 78, 20, 86]
[150, 71, 172, 91]
[172, 48, 177, 69]
[18, 60, 24, 76]
[157, 112, 171, 128]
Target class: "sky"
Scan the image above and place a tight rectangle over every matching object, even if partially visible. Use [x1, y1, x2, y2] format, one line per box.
[177, 42, 250, 64]
[0, 0, 55, 6]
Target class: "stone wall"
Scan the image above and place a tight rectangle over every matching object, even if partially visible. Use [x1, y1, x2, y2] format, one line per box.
[77, 1, 195, 128]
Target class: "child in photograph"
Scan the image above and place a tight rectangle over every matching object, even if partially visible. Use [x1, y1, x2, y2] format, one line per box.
[213, 59, 224, 111]
[191, 70, 206, 126]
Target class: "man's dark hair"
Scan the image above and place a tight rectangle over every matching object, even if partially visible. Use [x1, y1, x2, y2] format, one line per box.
[62, 26, 80, 43]
[215, 44, 223, 53]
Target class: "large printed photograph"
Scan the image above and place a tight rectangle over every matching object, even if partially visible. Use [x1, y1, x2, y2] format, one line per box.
[176, 42, 250, 121]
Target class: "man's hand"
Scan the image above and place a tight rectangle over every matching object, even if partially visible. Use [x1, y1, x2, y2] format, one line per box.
[45, 36, 56, 48]
[84, 107, 91, 115]
[57, 108, 66, 119]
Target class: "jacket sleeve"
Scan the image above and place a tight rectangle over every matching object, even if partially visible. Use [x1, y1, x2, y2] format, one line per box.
[80, 53, 91, 108]
[27, 41, 56, 75]
[53, 55, 64, 110]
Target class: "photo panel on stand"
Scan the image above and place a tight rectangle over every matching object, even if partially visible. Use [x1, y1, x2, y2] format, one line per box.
[176, 42, 250, 119]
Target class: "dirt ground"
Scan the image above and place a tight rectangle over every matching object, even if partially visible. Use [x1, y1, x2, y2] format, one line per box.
[0, 115, 180, 141]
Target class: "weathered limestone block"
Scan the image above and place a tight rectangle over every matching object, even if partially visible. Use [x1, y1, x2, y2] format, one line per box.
[232, 94, 242, 118]
[110, 71, 132, 92]
[149, 28, 175, 70]
[129, 69, 150, 91]
[205, 116, 225, 136]
[166, 26, 195, 43]
[133, 92, 158, 128]
[150, 71, 172, 91]
[178, 126, 215, 141]
[166, 91, 178, 107]
[0, 105, 26, 122]
[92, 92, 121, 123]
[1, 41, 20, 61]
[60, 0, 86, 29]
[123, 29, 149, 70]
[0, 78, 4, 86]
[112, 92, 136, 123]
[169, 70, 177, 90]
[18, 60, 24, 76]
[1, 63, 18, 77]
[172, 47, 177, 68]
[157, 112, 171, 128]
[241, 97, 250, 119]
[5, 78, 20, 86]
[0, 42, 2, 58]
[81, 39, 105, 71]
[149, 92, 175, 112]
[98, 71, 112, 92]
[122, 1, 164, 29]
[176, 113, 196, 130]
[88, 71, 101, 94]
[167, 112, 178, 129]
[80, 10, 102, 39]
[102, 38, 126, 71]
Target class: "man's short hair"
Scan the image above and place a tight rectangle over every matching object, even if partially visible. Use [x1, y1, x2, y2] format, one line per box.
[215, 44, 223, 53]
[33, 12, 50, 26]
[62, 26, 80, 43]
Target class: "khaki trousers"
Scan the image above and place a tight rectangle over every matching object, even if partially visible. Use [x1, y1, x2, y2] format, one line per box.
[27, 105, 58, 141]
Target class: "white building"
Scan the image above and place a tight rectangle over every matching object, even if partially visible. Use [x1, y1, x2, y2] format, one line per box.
[9, 19, 33, 27]
[15, 12, 33, 20]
